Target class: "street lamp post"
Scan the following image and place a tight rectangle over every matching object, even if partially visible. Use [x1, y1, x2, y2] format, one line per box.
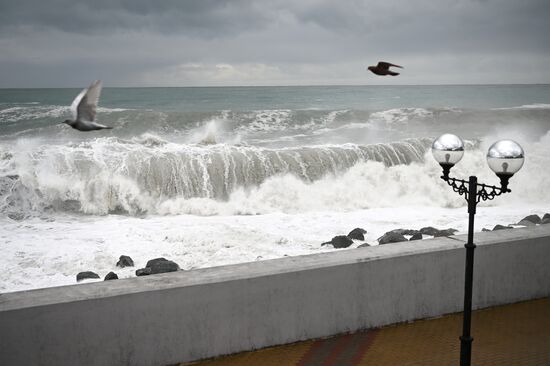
[431, 134, 525, 366]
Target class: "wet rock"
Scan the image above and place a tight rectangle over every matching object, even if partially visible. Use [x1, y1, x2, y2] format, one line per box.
[482, 228, 491, 232]
[541, 217, 550, 225]
[76, 271, 100, 282]
[433, 229, 458, 237]
[409, 232, 423, 241]
[104, 272, 118, 281]
[518, 214, 541, 225]
[517, 219, 537, 226]
[543, 213, 550, 221]
[322, 235, 354, 248]
[419, 227, 440, 236]
[420, 227, 458, 237]
[136, 268, 152, 276]
[348, 228, 367, 241]
[378, 232, 407, 245]
[385, 228, 419, 236]
[357, 243, 371, 248]
[116, 255, 134, 268]
[493, 224, 513, 231]
[396, 229, 421, 236]
[145, 258, 180, 274]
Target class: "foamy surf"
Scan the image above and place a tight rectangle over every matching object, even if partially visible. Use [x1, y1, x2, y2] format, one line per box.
[1, 85, 549, 293]
[0, 136, 432, 216]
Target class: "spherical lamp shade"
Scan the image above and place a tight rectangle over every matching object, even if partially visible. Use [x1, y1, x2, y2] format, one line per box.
[487, 140, 524, 176]
[432, 134, 465, 166]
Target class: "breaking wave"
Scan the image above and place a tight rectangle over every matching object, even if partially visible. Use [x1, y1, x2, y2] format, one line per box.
[0, 136, 433, 216]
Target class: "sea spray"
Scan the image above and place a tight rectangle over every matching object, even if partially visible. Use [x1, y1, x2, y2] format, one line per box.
[1, 85, 550, 293]
[0, 137, 432, 216]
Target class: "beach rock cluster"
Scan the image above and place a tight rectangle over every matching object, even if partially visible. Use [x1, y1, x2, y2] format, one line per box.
[376, 227, 458, 245]
[320, 212, 549, 250]
[76, 255, 181, 283]
[481, 213, 550, 231]
[322, 228, 369, 248]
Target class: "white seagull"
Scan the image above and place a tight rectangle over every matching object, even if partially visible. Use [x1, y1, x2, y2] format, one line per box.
[63, 80, 112, 131]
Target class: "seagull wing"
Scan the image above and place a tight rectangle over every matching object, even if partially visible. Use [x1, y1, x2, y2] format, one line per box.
[70, 88, 88, 120]
[76, 80, 102, 122]
[88, 121, 112, 129]
[378, 61, 403, 69]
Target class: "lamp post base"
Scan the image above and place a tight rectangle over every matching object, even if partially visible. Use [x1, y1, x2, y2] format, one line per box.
[460, 335, 473, 366]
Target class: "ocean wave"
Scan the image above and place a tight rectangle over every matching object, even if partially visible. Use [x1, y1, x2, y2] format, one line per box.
[0, 136, 432, 216]
[122, 132, 550, 216]
[232, 109, 350, 133]
[369, 108, 432, 125]
[492, 104, 550, 110]
[0, 105, 131, 123]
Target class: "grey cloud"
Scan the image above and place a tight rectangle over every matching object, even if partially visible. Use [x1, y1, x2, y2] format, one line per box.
[0, 0, 549, 87]
[0, 0, 270, 37]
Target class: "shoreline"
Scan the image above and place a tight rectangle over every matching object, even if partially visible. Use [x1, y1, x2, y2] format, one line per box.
[1, 206, 547, 293]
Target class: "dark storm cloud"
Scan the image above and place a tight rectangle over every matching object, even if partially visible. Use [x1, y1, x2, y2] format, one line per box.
[0, 0, 269, 37]
[290, 0, 550, 53]
[0, 0, 549, 87]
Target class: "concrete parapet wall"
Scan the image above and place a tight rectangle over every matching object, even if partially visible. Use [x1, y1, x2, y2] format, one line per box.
[1, 225, 549, 366]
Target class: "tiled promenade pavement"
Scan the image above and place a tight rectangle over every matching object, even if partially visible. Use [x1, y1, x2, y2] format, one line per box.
[183, 297, 550, 366]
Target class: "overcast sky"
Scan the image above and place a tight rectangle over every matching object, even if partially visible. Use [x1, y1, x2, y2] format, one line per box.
[1, 0, 549, 87]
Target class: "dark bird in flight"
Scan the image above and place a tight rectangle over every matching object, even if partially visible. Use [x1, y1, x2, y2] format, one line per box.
[63, 80, 113, 131]
[367, 62, 403, 76]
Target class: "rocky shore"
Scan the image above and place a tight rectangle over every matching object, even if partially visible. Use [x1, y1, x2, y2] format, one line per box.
[75, 213, 549, 283]
[320, 213, 550, 249]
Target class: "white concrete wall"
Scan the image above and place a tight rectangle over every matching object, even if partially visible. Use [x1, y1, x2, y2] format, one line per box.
[1, 225, 549, 366]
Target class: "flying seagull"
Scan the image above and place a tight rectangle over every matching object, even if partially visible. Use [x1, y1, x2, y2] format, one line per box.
[63, 80, 112, 131]
[367, 62, 403, 76]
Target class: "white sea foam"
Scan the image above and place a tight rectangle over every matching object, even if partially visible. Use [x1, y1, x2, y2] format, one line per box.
[492, 104, 550, 110]
[1, 203, 547, 293]
[369, 108, 432, 125]
[1, 86, 549, 293]
[0, 136, 433, 216]
[246, 109, 292, 131]
[0, 105, 130, 123]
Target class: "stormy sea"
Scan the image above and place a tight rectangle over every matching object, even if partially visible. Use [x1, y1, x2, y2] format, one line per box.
[1, 84, 549, 292]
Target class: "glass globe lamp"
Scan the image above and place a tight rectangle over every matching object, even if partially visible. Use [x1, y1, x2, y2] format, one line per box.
[487, 140, 524, 191]
[432, 134, 465, 179]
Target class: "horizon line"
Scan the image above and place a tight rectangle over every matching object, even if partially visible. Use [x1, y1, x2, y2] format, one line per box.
[1, 82, 550, 89]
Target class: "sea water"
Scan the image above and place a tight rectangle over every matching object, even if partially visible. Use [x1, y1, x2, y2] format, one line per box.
[1, 85, 549, 292]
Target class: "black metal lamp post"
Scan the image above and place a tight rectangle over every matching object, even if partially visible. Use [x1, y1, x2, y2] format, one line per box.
[431, 134, 525, 366]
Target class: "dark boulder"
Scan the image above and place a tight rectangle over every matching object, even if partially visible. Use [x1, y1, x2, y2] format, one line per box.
[402, 229, 421, 236]
[347, 228, 367, 241]
[116, 255, 134, 268]
[76, 271, 100, 282]
[145, 258, 180, 274]
[378, 232, 407, 245]
[409, 232, 423, 241]
[518, 214, 541, 225]
[357, 243, 371, 248]
[482, 228, 491, 232]
[517, 219, 536, 226]
[104, 272, 118, 281]
[493, 224, 513, 231]
[543, 213, 550, 221]
[541, 217, 550, 225]
[433, 228, 458, 237]
[322, 235, 354, 248]
[387, 228, 420, 236]
[136, 268, 152, 276]
[420, 227, 458, 237]
[419, 227, 440, 236]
